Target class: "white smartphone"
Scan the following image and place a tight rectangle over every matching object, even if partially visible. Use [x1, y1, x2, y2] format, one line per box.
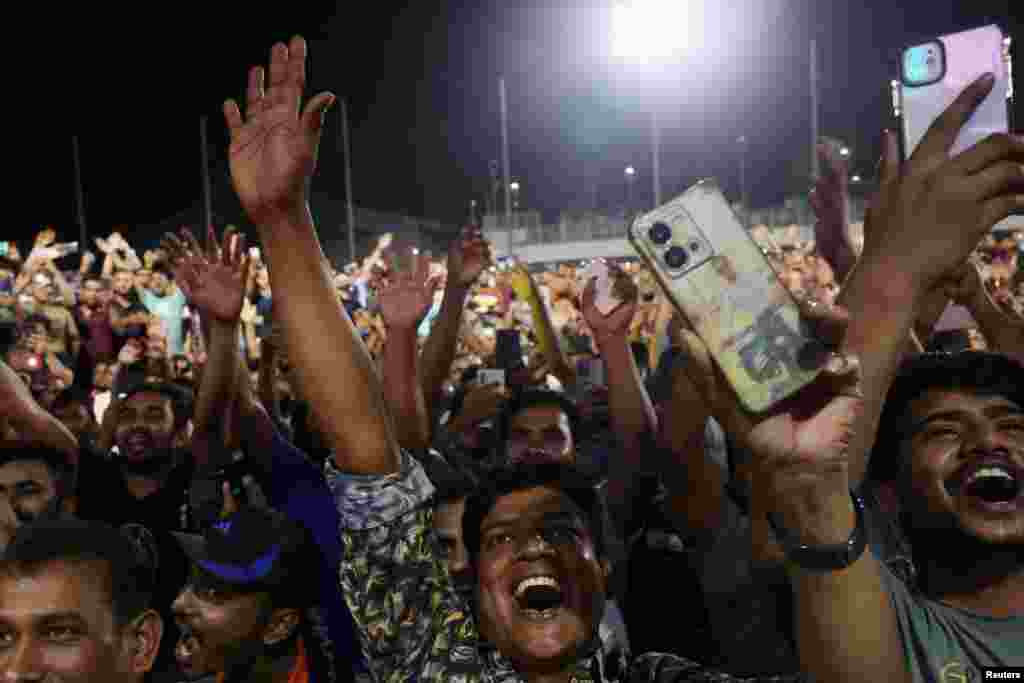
[896, 25, 1014, 229]
[628, 179, 825, 413]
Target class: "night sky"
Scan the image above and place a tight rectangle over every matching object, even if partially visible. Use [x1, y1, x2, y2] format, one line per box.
[8, 0, 1018, 252]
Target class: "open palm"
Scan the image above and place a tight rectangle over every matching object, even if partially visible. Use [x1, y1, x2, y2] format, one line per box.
[379, 258, 438, 330]
[224, 36, 336, 225]
[164, 227, 251, 323]
[581, 265, 637, 341]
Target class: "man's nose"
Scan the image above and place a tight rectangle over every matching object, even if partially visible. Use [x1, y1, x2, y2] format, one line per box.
[172, 585, 197, 618]
[517, 532, 555, 559]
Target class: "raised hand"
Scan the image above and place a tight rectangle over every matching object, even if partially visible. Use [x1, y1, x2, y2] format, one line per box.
[378, 252, 439, 330]
[163, 227, 252, 323]
[224, 36, 336, 226]
[866, 75, 1024, 295]
[447, 226, 492, 288]
[810, 143, 858, 280]
[580, 261, 638, 343]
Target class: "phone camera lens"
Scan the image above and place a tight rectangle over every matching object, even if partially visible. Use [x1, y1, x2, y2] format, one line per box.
[664, 246, 688, 269]
[649, 222, 672, 245]
[689, 241, 701, 252]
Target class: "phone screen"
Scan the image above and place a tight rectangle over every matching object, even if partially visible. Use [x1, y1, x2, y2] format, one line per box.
[0, 242, 8, 257]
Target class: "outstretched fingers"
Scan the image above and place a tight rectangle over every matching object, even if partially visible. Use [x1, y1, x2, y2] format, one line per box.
[913, 73, 996, 166]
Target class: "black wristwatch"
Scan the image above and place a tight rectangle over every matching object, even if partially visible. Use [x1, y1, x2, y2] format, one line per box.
[767, 490, 867, 572]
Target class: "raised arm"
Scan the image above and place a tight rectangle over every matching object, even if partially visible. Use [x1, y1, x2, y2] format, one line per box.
[224, 36, 400, 475]
[419, 227, 489, 421]
[0, 358, 77, 457]
[163, 227, 250, 438]
[838, 75, 1024, 488]
[580, 265, 658, 533]
[378, 253, 438, 451]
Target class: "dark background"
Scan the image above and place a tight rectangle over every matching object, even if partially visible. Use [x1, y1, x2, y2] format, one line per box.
[6, 0, 1018, 253]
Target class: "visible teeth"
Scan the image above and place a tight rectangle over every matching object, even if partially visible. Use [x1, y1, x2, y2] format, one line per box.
[515, 575, 559, 598]
[967, 466, 1015, 485]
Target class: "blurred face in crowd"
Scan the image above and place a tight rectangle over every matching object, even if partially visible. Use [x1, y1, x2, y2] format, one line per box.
[148, 271, 170, 296]
[434, 498, 472, 600]
[475, 486, 606, 676]
[256, 266, 270, 291]
[31, 280, 54, 305]
[22, 322, 50, 355]
[172, 566, 293, 680]
[0, 560, 158, 682]
[0, 460, 62, 552]
[94, 363, 115, 391]
[134, 270, 152, 291]
[113, 391, 177, 476]
[506, 404, 575, 465]
[113, 272, 134, 297]
[80, 278, 104, 307]
[896, 390, 1024, 552]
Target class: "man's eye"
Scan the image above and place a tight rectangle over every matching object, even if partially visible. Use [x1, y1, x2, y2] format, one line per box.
[45, 627, 79, 643]
[0, 629, 13, 648]
[486, 533, 515, 550]
[998, 420, 1024, 433]
[924, 426, 960, 440]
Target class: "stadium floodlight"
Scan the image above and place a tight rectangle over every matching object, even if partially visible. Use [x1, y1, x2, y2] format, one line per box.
[612, 0, 693, 60]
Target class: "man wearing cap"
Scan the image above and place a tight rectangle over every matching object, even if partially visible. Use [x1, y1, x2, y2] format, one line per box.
[171, 506, 326, 683]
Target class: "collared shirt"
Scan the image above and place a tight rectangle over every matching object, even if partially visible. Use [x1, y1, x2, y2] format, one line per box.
[327, 451, 806, 683]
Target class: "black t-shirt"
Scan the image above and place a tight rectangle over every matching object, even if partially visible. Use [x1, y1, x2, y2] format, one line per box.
[110, 290, 148, 343]
[75, 449, 194, 680]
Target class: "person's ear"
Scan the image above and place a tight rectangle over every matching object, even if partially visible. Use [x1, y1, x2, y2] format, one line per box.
[263, 608, 301, 646]
[125, 610, 163, 674]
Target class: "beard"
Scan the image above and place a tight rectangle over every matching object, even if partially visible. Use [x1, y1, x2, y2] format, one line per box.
[117, 445, 176, 476]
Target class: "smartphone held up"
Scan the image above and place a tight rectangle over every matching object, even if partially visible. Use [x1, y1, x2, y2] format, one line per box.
[628, 179, 826, 413]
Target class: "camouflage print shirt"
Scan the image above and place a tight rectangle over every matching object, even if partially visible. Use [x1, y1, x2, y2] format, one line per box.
[326, 452, 808, 683]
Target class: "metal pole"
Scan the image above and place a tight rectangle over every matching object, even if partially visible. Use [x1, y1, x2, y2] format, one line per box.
[810, 39, 820, 181]
[499, 77, 513, 227]
[651, 110, 662, 207]
[71, 136, 87, 251]
[199, 116, 213, 247]
[738, 136, 749, 227]
[340, 98, 357, 263]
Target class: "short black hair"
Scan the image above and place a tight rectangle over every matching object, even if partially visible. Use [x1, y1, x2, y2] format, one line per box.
[461, 462, 609, 567]
[867, 352, 1024, 484]
[1, 520, 158, 627]
[0, 443, 78, 499]
[497, 389, 580, 446]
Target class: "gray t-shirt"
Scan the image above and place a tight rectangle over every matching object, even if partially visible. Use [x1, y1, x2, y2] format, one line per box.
[880, 559, 1024, 681]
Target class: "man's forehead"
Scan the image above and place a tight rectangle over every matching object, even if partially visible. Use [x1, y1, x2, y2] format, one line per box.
[907, 389, 1023, 420]
[484, 486, 586, 528]
[123, 391, 172, 408]
[0, 563, 110, 624]
[0, 459, 55, 486]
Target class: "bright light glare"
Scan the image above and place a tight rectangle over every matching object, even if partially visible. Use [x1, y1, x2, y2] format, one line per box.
[839, 147, 850, 157]
[613, 0, 694, 59]
[625, 165, 636, 176]
[851, 175, 861, 183]
[510, 182, 521, 192]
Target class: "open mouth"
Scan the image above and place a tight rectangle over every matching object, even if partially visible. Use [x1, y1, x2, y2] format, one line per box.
[175, 624, 204, 675]
[513, 575, 565, 620]
[947, 459, 1023, 510]
[510, 449, 557, 465]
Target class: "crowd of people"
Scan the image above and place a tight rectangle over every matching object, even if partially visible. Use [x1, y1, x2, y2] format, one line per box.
[1, 36, 1023, 683]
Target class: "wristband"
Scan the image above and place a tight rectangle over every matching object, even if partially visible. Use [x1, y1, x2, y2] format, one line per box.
[767, 490, 867, 572]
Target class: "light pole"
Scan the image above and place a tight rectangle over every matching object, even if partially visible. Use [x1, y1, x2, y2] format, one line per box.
[624, 165, 636, 212]
[737, 135, 749, 228]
